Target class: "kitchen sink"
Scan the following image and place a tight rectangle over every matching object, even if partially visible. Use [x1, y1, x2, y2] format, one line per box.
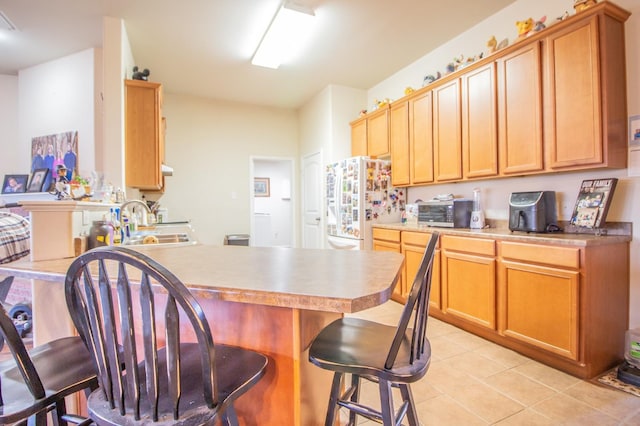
[125, 232, 192, 245]
[123, 222, 197, 247]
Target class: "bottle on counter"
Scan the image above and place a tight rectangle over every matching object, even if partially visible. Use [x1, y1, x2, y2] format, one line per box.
[110, 208, 122, 245]
[89, 220, 111, 249]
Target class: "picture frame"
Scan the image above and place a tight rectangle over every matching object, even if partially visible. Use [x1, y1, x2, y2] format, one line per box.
[27, 168, 49, 193]
[1, 174, 29, 194]
[254, 177, 270, 197]
[630, 115, 640, 147]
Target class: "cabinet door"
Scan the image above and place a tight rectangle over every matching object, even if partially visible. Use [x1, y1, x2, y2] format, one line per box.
[497, 42, 544, 175]
[410, 91, 434, 185]
[373, 239, 402, 299]
[390, 101, 410, 186]
[544, 17, 602, 169]
[351, 117, 367, 157]
[402, 232, 440, 310]
[441, 236, 496, 329]
[433, 79, 462, 181]
[125, 80, 163, 190]
[367, 107, 390, 158]
[462, 63, 498, 178]
[499, 260, 579, 360]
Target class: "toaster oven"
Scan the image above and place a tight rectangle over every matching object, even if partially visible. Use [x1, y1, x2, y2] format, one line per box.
[417, 199, 473, 228]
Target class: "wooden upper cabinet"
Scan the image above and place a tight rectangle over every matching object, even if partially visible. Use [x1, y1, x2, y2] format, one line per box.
[433, 79, 462, 182]
[461, 63, 498, 179]
[410, 91, 434, 185]
[125, 79, 164, 190]
[390, 101, 410, 186]
[367, 106, 390, 158]
[544, 6, 628, 171]
[497, 42, 544, 175]
[350, 116, 367, 157]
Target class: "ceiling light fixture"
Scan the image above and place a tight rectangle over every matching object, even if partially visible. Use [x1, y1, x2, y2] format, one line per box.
[251, 2, 315, 69]
[0, 11, 17, 31]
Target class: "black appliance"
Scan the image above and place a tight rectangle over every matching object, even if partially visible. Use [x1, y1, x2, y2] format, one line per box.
[509, 191, 557, 233]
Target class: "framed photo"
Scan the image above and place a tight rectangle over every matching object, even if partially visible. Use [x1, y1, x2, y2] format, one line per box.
[254, 177, 270, 197]
[27, 168, 49, 193]
[1, 174, 28, 194]
[630, 115, 640, 147]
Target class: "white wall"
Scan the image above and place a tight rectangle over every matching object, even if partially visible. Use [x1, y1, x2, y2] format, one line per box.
[0, 75, 19, 172]
[17, 49, 100, 178]
[298, 84, 366, 165]
[367, 0, 640, 328]
[158, 92, 299, 246]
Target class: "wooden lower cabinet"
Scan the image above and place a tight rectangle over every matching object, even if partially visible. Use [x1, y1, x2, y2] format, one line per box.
[372, 228, 402, 300]
[376, 227, 630, 379]
[441, 235, 496, 329]
[498, 243, 580, 360]
[399, 231, 441, 312]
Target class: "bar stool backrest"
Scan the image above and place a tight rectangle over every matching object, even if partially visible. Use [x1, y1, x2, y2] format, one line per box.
[385, 231, 438, 369]
[64, 246, 217, 422]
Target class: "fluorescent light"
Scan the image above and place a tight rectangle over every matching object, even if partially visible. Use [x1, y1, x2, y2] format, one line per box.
[0, 11, 17, 31]
[251, 2, 315, 69]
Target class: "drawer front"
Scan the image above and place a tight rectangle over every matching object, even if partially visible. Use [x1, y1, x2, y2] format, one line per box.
[500, 242, 579, 269]
[372, 228, 401, 243]
[402, 231, 437, 247]
[441, 235, 495, 256]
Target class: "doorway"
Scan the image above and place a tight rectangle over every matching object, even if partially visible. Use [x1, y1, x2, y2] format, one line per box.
[250, 157, 295, 247]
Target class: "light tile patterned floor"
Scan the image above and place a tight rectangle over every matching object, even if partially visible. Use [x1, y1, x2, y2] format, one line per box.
[343, 300, 640, 425]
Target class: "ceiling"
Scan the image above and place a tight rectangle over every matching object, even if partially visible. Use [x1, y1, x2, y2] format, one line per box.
[0, 0, 516, 109]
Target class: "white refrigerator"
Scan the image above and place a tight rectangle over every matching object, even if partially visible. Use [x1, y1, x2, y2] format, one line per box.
[326, 156, 405, 250]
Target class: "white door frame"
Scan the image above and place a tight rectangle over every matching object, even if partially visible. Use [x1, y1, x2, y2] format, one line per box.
[249, 156, 296, 247]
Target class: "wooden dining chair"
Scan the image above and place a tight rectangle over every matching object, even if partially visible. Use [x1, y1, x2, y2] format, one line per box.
[0, 303, 97, 425]
[64, 246, 268, 425]
[309, 232, 439, 426]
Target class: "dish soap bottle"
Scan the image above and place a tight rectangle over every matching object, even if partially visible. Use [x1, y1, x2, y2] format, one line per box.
[470, 188, 485, 229]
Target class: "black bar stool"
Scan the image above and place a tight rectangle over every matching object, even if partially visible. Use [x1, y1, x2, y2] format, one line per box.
[64, 246, 268, 425]
[309, 232, 438, 425]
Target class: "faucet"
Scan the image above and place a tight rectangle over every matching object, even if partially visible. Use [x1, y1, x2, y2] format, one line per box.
[121, 199, 151, 226]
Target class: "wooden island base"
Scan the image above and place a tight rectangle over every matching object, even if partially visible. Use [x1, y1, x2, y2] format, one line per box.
[187, 299, 340, 425]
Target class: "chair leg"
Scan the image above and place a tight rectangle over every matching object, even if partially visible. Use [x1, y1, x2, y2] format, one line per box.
[347, 374, 361, 426]
[379, 379, 394, 426]
[27, 409, 48, 426]
[399, 383, 419, 426]
[220, 405, 239, 426]
[52, 399, 68, 426]
[325, 372, 343, 426]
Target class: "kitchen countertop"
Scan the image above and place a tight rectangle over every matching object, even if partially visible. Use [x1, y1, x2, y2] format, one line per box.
[0, 244, 404, 313]
[373, 221, 632, 246]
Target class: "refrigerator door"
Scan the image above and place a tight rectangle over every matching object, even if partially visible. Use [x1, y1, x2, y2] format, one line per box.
[327, 234, 364, 250]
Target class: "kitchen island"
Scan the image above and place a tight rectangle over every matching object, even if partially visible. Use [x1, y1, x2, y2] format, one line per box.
[0, 244, 404, 425]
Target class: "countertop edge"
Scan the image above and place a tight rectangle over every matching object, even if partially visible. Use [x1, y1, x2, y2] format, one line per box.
[373, 223, 631, 246]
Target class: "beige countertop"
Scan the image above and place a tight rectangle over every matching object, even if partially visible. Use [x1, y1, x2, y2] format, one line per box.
[0, 244, 404, 314]
[373, 222, 631, 246]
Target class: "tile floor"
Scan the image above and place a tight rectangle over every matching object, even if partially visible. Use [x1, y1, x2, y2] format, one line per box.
[346, 300, 640, 425]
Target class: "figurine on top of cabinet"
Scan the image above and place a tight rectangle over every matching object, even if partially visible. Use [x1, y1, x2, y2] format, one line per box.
[574, 0, 597, 13]
[516, 17, 534, 38]
[132, 66, 150, 81]
[533, 16, 547, 32]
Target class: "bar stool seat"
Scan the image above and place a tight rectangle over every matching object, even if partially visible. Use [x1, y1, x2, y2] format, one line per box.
[0, 305, 97, 425]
